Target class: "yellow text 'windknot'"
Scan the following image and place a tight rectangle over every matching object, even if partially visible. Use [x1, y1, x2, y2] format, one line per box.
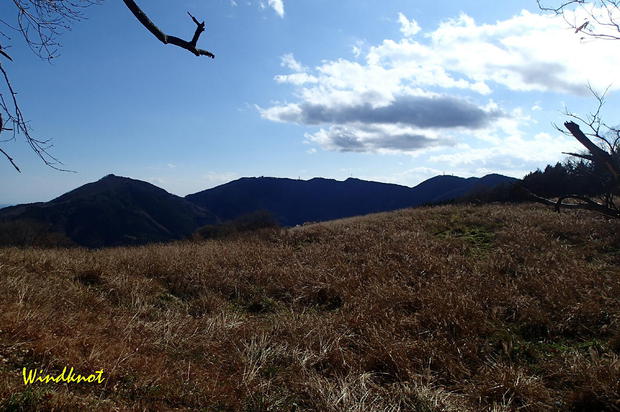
[22, 367, 105, 385]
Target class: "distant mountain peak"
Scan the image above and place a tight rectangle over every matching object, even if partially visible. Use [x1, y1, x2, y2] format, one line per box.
[1, 175, 216, 248]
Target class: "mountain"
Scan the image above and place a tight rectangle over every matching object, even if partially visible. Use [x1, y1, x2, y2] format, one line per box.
[1, 173, 516, 247]
[416, 173, 519, 203]
[0, 204, 11, 210]
[0, 174, 216, 247]
[186, 174, 518, 227]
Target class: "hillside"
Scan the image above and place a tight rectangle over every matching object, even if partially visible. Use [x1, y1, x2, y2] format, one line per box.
[0, 174, 216, 248]
[0, 173, 515, 247]
[1, 203, 618, 411]
[186, 174, 517, 226]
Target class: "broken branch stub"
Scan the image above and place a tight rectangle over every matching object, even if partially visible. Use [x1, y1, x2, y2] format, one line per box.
[122, 0, 214, 58]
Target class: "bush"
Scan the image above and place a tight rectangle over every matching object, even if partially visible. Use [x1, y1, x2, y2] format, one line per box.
[457, 182, 529, 204]
[0, 219, 74, 248]
[192, 210, 279, 240]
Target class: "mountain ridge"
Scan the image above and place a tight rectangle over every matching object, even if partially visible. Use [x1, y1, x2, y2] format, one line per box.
[0, 173, 518, 247]
[186, 173, 518, 226]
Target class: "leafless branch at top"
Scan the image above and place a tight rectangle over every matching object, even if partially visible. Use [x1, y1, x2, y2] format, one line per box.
[537, 0, 620, 41]
[0, 1, 215, 172]
[121, 0, 215, 58]
[0, 62, 73, 172]
[6, 0, 102, 61]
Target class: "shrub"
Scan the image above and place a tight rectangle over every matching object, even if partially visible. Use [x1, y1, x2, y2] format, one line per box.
[0, 219, 74, 248]
[192, 210, 279, 240]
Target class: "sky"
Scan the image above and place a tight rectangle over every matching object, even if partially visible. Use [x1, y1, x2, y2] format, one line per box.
[1, 0, 619, 204]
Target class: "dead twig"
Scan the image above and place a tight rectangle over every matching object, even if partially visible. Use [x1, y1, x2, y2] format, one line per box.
[121, 1, 215, 58]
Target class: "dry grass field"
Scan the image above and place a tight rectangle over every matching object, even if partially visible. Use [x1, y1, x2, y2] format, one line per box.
[0, 203, 619, 411]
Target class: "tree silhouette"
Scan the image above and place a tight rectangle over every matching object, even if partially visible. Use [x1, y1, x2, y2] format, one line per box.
[537, 0, 620, 41]
[532, 2, 620, 217]
[1, 1, 214, 172]
[525, 88, 620, 218]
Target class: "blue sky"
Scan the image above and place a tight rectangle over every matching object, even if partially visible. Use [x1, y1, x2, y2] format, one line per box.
[1, 0, 618, 204]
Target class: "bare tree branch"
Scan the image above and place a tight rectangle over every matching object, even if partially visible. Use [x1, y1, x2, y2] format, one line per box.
[0, 61, 73, 172]
[564, 121, 619, 179]
[563, 152, 596, 161]
[0, 1, 103, 172]
[0, 48, 12, 62]
[528, 87, 620, 218]
[121, 0, 215, 58]
[523, 187, 620, 218]
[7, 0, 102, 61]
[1, 1, 216, 172]
[0, 148, 20, 172]
[538, 0, 620, 41]
[0, 114, 19, 171]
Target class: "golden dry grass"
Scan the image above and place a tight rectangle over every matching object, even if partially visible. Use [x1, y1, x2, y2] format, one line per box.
[0, 203, 619, 411]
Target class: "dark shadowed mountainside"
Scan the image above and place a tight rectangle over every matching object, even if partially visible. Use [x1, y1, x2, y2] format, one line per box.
[419, 174, 520, 203]
[186, 174, 517, 226]
[0, 174, 216, 248]
[1, 173, 516, 247]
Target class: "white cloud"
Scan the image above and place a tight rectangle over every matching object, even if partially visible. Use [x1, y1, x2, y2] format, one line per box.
[261, 94, 502, 128]
[275, 53, 317, 85]
[260, 7, 616, 172]
[425, 9, 620, 94]
[429, 132, 580, 167]
[280, 53, 306, 72]
[425, 112, 582, 177]
[274, 73, 318, 85]
[268, 0, 284, 17]
[271, 8, 620, 100]
[398, 13, 421, 37]
[304, 123, 456, 154]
